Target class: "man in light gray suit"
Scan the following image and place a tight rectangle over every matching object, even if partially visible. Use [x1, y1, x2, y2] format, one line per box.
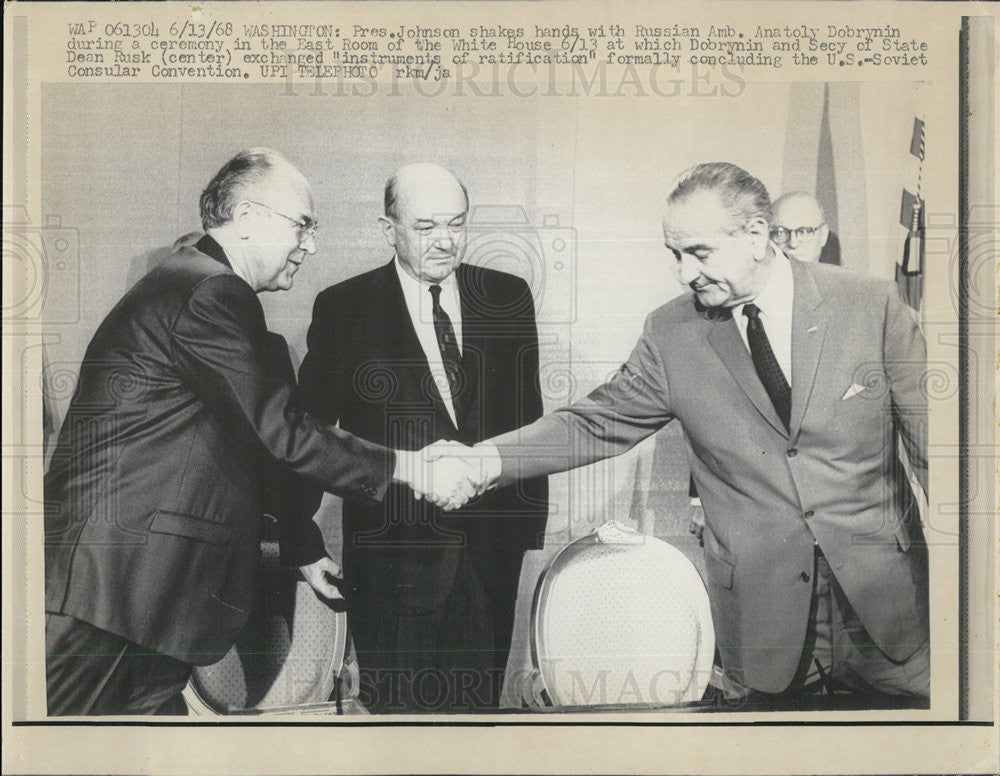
[436, 162, 928, 702]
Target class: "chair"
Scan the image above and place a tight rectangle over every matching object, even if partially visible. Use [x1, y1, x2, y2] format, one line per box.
[183, 541, 366, 715]
[527, 520, 715, 710]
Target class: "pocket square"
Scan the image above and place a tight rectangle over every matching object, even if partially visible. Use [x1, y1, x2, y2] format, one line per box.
[841, 383, 866, 400]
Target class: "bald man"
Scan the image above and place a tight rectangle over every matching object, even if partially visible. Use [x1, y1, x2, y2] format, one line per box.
[44, 150, 438, 715]
[299, 163, 548, 713]
[771, 192, 830, 264]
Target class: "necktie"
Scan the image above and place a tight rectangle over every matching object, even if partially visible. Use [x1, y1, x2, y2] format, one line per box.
[743, 303, 791, 430]
[429, 284, 464, 416]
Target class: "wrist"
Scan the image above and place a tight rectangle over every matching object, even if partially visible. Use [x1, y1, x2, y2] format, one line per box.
[473, 440, 502, 491]
[392, 449, 410, 484]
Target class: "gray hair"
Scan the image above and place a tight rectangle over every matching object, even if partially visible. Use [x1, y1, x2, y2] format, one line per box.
[666, 162, 772, 234]
[199, 147, 290, 230]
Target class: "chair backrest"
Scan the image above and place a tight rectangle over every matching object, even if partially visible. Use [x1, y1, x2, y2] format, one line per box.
[184, 542, 347, 714]
[530, 521, 714, 709]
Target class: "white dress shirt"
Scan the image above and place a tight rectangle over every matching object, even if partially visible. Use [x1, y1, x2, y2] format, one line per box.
[394, 258, 464, 426]
[733, 247, 794, 386]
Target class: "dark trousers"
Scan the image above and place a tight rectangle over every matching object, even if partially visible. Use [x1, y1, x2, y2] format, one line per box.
[351, 551, 521, 714]
[45, 612, 192, 716]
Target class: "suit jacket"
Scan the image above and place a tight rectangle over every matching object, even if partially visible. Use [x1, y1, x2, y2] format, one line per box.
[491, 258, 928, 693]
[44, 235, 391, 665]
[259, 332, 325, 562]
[298, 260, 548, 617]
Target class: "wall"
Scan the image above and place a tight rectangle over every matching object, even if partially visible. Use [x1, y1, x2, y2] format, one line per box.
[40, 78, 921, 706]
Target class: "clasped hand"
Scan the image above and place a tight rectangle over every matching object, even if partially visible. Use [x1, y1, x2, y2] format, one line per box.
[393, 441, 496, 510]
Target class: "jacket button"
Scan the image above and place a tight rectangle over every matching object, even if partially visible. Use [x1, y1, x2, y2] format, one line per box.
[804, 510, 814, 519]
[787, 448, 798, 458]
[800, 571, 811, 582]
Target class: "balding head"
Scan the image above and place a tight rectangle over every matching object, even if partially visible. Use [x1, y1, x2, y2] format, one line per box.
[200, 148, 313, 230]
[201, 148, 317, 293]
[771, 192, 828, 262]
[380, 163, 469, 284]
[384, 163, 469, 222]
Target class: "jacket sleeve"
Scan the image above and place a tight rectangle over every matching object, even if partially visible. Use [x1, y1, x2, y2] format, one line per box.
[493, 311, 675, 486]
[258, 332, 327, 566]
[511, 277, 549, 546]
[884, 288, 928, 495]
[170, 273, 393, 503]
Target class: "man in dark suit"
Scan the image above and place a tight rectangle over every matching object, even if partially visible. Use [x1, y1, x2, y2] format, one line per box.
[444, 162, 929, 703]
[298, 163, 548, 713]
[44, 149, 437, 715]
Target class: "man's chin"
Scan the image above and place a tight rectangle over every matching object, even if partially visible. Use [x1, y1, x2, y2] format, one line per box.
[693, 288, 727, 308]
[281, 266, 301, 288]
[421, 258, 459, 280]
[264, 276, 295, 293]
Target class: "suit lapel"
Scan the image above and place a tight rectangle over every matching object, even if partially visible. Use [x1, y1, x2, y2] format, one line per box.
[380, 262, 459, 436]
[455, 266, 482, 438]
[788, 260, 826, 441]
[707, 310, 789, 438]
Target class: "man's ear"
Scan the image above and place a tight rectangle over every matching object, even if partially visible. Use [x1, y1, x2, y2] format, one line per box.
[818, 223, 830, 248]
[233, 201, 255, 241]
[745, 216, 769, 261]
[378, 216, 397, 249]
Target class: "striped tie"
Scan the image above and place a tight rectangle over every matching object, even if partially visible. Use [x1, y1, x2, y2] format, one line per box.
[429, 284, 464, 419]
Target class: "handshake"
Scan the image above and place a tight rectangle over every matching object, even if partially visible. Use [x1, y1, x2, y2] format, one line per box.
[392, 440, 503, 510]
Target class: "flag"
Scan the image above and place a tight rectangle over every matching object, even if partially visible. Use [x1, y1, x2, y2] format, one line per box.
[896, 190, 924, 310]
[896, 116, 925, 311]
[909, 117, 926, 161]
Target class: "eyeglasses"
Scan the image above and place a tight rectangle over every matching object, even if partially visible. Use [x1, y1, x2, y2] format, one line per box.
[770, 223, 824, 244]
[248, 201, 319, 243]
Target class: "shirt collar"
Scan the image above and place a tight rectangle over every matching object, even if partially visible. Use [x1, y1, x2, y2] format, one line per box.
[393, 256, 460, 302]
[195, 234, 232, 269]
[746, 245, 794, 317]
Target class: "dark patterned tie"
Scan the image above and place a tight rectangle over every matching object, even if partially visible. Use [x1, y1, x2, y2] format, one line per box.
[429, 284, 464, 417]
[743, 303, 791, 430]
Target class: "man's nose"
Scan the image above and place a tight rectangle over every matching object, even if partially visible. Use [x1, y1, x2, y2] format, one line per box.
[678, 253, 701, 285]
[432, 229, 454, 249]
[787, 230, 802, 247]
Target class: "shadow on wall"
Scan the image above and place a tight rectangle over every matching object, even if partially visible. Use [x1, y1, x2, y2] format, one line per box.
[124, 231, 203, 292]
[820, 230, 842, 266]
[123, 232, 307, 370]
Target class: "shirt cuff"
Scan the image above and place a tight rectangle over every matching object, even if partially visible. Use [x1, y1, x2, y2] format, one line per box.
[473, 440, 503, 491]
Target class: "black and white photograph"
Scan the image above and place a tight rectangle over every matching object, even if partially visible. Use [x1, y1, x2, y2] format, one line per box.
[3, 1, 996, 774]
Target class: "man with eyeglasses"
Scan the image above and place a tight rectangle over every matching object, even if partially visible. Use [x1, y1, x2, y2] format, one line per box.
[770, 191, 830, 264]
[436, 162, 929, 705]
[298, 162, 548, 713]
[44, 148, 444, 715]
